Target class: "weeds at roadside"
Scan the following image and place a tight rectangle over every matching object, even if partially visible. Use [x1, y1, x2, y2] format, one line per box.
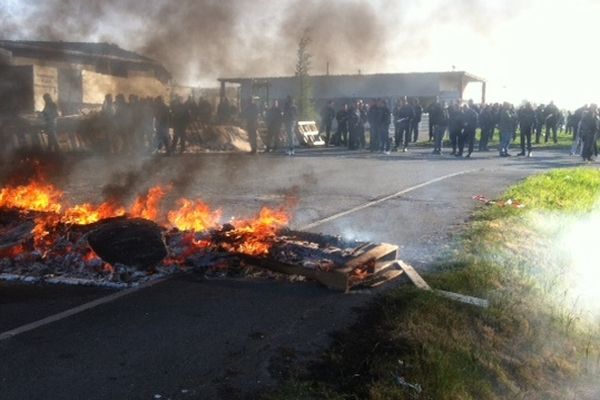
[265, 168, 600, 400]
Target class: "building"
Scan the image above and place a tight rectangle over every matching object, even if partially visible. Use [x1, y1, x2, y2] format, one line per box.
[0, 40, 171, 115]
[219, 71, 486, 111]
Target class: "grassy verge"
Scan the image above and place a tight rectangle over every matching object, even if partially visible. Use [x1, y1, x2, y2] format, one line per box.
[265, 168, 600, 400]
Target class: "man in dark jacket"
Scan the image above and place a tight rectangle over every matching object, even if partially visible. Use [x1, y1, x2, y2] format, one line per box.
[534, 104, 545, 144]
[334, 104, 349, 146]
[393, 97, 414, 152]
[478, 104, 493, 151]
[283, 96, 297, 155]
[379, 100, 391, 153]
[517, 102, 536, 157]
[347, 103, 362, 150]
[448, 102, 463, 155]
[544, 102, 560, 143]
[367, 100, 380, 151]
[42, 93, 60, 152]
[499, 102, 516, 157]
[171, 95, 191, 154]
[580, 105, 598, 162]
[460, 104, 478, 158]
[429, 98, 447, 154]
[411, 98, 423, 143]
[154, 96, 171, 155]
[319, 101, 335, 146]
[265, 100, 283, 152]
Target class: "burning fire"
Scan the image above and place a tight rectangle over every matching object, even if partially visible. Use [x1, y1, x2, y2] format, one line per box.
[167, 198, 221, 232]
[224, 207, 289, 256]
[130, 185, 171, 221]
[0, 176, 293, 273]
[0, 179, 63, 213]
[62, 202, 126, 225]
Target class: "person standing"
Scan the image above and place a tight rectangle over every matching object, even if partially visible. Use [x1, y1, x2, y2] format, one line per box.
[429, 99, 447, 155]
[347, 103, 361, 150]
[379, 99, 392, 154]
[461, 104, 478, 158]
[478, 104, 493, 151]
[367, 100, 379, 151]
[358, 100, 368, 149]
[426, 100, 437, 142]
[113, 94, 131, 154]
[319, 101, 335, 146]
[171, 95, 191, 154]
[534, 104, 545, 144]
[517, 102, 536, 157]
[411, 98, 423, 143]
[283, 96, 297, 156]
[580, 104, 599, 162]
[42, 93, 60, 152]
[153, 96, 171, 155]
[334, 104, 349, 146]
[448, 102, 463, 156]
[265, 100, 283, 152]
[498, 102, 516, 157]
[544, 102, 559, 143]
[394, 98, 414, 152]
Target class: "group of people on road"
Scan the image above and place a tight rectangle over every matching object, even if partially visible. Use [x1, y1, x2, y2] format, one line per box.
[37, 92, 214, 155]
[37, 91, 599, 161]
[100, 93, 212, 155]
[261, 96, 298, 155]
[317, 97, 598, 161]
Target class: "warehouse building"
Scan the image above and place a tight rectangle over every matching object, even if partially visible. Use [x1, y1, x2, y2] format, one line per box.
[218, 71, 486, 110]
[0, 40, 171, 115]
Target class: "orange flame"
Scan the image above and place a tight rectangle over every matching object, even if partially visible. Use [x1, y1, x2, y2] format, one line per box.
[167, 198, 221, 232]
[130, 185, 171, 221]
[225, 207, 289, 256]
[0, 179, 63, 213]
[62, 202, 126, 225]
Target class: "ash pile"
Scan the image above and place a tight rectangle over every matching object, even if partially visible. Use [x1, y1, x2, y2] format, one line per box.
[0, 176, 404, 291]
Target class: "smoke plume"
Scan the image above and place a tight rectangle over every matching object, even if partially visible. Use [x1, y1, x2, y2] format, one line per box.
[0, 0, 524, 85]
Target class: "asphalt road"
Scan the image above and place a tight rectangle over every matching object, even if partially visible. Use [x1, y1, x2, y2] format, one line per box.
[0, 146, 591, 399]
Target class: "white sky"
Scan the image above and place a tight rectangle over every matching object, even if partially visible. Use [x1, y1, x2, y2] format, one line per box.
[383, 0, 600, 108]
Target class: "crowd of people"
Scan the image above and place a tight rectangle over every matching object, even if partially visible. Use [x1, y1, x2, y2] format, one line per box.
[36, 92, 599, 161]
[317, 98, 599, 161]
[98, 93, 213, 155]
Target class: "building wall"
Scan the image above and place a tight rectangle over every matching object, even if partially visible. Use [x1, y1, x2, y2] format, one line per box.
[239, 73, 446, 102]
[81, 69, 167, 104]
[32, 65, 59, 111]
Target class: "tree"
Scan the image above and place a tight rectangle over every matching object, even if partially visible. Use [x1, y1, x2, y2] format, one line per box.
[295, 29, 316, 120]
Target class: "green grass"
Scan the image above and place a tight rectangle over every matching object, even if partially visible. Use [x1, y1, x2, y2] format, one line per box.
[265, 168, 600, 400]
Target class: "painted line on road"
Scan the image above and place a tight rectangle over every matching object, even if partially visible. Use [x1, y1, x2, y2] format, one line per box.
[0, 277, 168, 341]
[299, 169, 479, 230]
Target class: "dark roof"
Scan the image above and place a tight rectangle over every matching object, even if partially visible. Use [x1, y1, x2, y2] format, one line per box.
[0, 40, 154, 63]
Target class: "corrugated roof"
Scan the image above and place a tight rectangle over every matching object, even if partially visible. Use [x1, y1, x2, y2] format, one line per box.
[0, 40, 154, 64]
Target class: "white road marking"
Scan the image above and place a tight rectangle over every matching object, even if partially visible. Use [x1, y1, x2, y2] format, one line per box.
[299, 169, 478, 230]
[0, 277, 168, 341]
[0, 168, 476, 341]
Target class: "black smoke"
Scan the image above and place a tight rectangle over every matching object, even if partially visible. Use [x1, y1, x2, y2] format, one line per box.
[0, 0, 523, 84]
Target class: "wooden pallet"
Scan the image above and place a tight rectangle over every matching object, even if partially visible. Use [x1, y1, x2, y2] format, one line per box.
[241, 242, 401, 292]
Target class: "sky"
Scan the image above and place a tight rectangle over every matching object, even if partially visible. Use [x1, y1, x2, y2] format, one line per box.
[1, 0, 599, 109]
